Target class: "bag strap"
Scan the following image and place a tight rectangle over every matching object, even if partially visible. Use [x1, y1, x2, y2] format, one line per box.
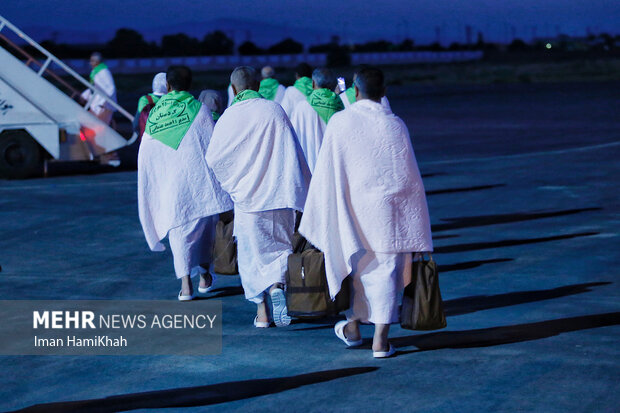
[288, 253, 303, 285]
[146, 94, 154, 106]
[294, 211, 303, 232]
[292, 233, 308, 254]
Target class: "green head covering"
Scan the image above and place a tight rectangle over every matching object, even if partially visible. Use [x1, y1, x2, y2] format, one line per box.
[259, 78, 280, 101]
[145, 90, 201, 150]
[307, 88, 345, 124]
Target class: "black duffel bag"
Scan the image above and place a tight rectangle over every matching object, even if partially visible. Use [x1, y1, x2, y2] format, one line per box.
[400, 253, 447, 330]
[212, 211, 238, 275]
[286, 234, 350, 318]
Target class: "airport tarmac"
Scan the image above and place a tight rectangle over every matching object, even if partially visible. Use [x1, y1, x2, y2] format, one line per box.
[0, 82, 618, 412]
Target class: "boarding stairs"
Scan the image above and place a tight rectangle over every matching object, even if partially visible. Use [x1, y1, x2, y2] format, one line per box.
[0, 14, 136, 177]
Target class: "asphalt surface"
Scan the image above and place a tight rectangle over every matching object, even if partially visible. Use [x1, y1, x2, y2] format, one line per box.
[0, 82, 619, 412]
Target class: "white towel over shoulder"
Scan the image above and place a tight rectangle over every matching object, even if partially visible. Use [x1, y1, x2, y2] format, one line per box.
[138, 105, 233, 251]
[280, 86, 307, 117]
[341, 93, 391, 111]
[299, 99, 433, 298]
[289, 99, 326, 173]
[274, 84, 286, 104]
[206, 98, 310, 213]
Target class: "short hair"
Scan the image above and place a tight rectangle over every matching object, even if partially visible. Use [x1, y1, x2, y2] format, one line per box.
[261, 65, 275, 79]
[90, 52, 102, 62]
[312, 67, 337, 90]
[295, 62, 312, 78]
[354, 67, 384, 101]
[166, 65, 192, 91]
[231, 66, 259, 92]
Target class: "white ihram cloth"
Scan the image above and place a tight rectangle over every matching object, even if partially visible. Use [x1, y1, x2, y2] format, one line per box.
[206, 98, 310, 213]
[81, 66, 117, 117]
[280, 86, 307, 117]
[234, 208, 295, 302]
[227, 84, 234, 107]
[340, 93, 391, 111]
[273, 84, 286, 104]
[346, 250, 412, 324]
[168, 215, 217, 279]
[206, 98, 309, 302]
[138, 105, 233, 254]
[299, 99, 433, 300]
[289, 99, 326, 174]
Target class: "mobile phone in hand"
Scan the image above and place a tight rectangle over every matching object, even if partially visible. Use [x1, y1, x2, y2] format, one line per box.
[337, 77, 346, 92]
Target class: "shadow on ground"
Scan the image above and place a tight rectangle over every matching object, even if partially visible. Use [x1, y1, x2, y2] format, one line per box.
[292, 282, 610, 333]
[427, 184, 506, 196]
[439, 258, 513, 273]
[433, 207, 601, 232]
[421, 172, 447, 178]
[392, 312, 620, 353]
[194, 285, 244, 300]
[444, 282, 611, 317]
[435, 231, 599, 253]
[11, 367, 378, 413]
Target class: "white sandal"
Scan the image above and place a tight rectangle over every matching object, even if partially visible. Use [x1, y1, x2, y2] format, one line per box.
[373, 344, 396, 358]
[253, 316, 270, 328]
[334, 320, 363, 347]
[178, 290, 194, 301]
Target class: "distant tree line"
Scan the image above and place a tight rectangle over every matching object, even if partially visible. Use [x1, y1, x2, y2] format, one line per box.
[8, 27, 619, 62]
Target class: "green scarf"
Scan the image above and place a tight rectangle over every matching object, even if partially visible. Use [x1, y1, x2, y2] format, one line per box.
[137, 93, 161, 113]
[211, 111, 221, 122]
[294, 77, 313, 97]
[89, 63, 108, 84]
[145, 90, 201, 150]
[307, 88, 345, 124]
[259, 78, 280, 101]
[231, 89, 263, 105]
[345, 86, 356, 104]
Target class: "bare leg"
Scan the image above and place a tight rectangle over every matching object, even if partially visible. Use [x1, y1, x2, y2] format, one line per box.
[372, 324, 390, 352]
[344, 320, 361, 342]
[180, 275, 193, 297]
[199, 266, 213, 290]
[256, 296, 269, 323]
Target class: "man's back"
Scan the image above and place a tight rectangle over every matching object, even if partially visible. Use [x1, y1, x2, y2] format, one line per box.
[325, 100, 423, 217]
[289, 98, 326, 173]
[206, 97, 310, 213]
[302, 98, 432, 253]
[138, 104, 232, 250]
[281, 86, 307, 117]
[92, 65, 117, 107]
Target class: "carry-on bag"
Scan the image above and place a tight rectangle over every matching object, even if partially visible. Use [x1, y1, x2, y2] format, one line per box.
[286, 235, 349, 318]
[400, 253, 447, 330]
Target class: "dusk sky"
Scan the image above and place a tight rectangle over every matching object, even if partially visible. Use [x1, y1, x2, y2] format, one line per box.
[1, 0, 619, 46]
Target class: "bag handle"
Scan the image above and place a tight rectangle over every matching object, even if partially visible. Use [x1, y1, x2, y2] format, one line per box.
[413, 252, 434, 262]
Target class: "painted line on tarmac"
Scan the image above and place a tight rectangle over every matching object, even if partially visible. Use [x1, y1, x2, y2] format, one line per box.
[420, 141, 620, 166]
[0, 180, 137, 191]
